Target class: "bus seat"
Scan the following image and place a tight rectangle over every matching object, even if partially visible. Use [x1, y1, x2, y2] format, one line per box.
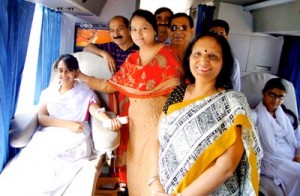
[9, 51, 119, 196]
[241, 72, 298, 196]
[241, 72, 298, 118]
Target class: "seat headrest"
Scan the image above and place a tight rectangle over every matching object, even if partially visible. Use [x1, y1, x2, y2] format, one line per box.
[72, 51, 112, 108]
[241, 72, 298, 118]
[73, 51, 112, 80]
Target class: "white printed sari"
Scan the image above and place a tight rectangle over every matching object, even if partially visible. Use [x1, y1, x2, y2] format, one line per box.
[158, 88, 263, 195]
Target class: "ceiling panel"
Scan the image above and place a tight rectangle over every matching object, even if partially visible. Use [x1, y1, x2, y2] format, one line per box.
[220, 0, 266, 6]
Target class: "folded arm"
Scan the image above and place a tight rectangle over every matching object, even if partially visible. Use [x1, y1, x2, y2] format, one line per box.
[179, 126, 244, 195]
[153, 126, 244, 196]
[38, 102, 85, 133]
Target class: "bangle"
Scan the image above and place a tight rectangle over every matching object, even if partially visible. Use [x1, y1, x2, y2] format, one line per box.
[148, 175, 159, 186]
[97, 107, 105, 114]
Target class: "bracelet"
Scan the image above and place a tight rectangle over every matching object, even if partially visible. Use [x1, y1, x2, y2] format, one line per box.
[148, 175, 159, 186]
[97, 107, 105, 114]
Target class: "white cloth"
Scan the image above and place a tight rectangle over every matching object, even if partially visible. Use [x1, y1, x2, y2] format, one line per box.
[231, 58, 241, 91]
[0, 81, 97, 196]
[252, 101, 300, 195]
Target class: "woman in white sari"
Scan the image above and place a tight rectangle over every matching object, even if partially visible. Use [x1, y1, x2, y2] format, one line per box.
[150, 33, 263, 196]
[0, 54, 122, 195]
[252, 78, 300, 195]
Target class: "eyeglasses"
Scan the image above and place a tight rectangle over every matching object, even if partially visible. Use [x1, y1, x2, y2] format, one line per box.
[209, 30, 226, 36]
[267, 92, 285, 100]
[170, 25, 188, 32]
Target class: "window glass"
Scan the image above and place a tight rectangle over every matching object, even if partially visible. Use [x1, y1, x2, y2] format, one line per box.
[15, 5, 43, 114]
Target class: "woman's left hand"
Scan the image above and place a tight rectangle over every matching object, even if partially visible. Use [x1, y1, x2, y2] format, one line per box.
[152, 191, 172, 196]
[109, 118, 122, 131]
[294, 156, 300, 163]
[150, 180, 168, 196]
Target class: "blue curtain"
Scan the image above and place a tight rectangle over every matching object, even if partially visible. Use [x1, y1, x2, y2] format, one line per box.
[34, 8, 61, 104]
[195, 5, 215, 36]
[0, 0, 34, 172]
[278, 36, 300, 117]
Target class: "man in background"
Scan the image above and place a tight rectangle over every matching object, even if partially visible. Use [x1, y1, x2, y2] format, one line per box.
[208, 19, 241, 91]
[84, 15, 138, 74]
[154, 7, 173, 44]
[168, 13, 194, 59]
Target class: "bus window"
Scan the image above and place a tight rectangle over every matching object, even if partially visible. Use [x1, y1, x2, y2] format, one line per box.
[15, 5, 43, 115]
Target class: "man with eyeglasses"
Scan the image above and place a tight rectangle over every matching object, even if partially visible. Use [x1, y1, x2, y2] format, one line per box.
[84, 15, 138, 74]
[168, 13, 194, 59]
[252, 77, 300, 196]
[154, 7, 173, 44]
[208, 19, 241, 91]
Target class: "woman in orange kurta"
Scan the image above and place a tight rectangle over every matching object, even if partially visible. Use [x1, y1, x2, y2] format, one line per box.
[78, 9, 182, 196]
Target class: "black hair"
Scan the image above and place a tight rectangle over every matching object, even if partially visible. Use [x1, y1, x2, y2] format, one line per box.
[109, 15, 130, 28]
[282, 104, 299, 130]
[262, 78, 298, 129]
[130, 9, 158, 34]
[168, 13, 194, 28]
[208, 19, 230, 35]
[154, 7, 173, 16]
[262, 78, 288, 93]
[53, 54, 79, 71]
[182, 32, 234, 89]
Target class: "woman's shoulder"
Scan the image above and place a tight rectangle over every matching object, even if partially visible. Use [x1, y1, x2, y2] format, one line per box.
[159, 45, 178, 54]
[158, 45, 182, 65]
[163, 84, 187, 114]
[75, 81, 94, 93]
[224, 90, 247, 100]
[223, 90, 252, 110]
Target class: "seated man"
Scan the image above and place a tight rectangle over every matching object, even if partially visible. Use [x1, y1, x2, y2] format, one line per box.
[252, 78, 300, 195]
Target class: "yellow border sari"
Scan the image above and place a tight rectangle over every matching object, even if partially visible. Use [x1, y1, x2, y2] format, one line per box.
[158, 90, 262, 195]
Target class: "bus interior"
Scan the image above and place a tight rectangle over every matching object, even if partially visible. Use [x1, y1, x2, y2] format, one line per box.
[0, 0, 299, 195]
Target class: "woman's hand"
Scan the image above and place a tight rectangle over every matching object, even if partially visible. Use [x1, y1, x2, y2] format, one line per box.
[294, 156, 300, 163]
[295, 148, 300, 163]
[69, 121, 84, 133]
[152, 191, 172, 196]
[150, 178, 165, 196]
[109, 118, 122, 131]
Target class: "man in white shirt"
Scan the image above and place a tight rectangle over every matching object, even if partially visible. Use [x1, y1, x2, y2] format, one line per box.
[154, 7, 173, 45]
[208, 19, 241, 91]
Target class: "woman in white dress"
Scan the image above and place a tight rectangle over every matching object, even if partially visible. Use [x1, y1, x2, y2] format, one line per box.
[0, 54, 122, 195]
[252, 78, 300, 195]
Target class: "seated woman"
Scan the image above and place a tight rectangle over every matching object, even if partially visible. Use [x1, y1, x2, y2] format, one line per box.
[0, 54, 122, 195]
[150, 33, 263, 195]
[252, 78, 300, 195]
